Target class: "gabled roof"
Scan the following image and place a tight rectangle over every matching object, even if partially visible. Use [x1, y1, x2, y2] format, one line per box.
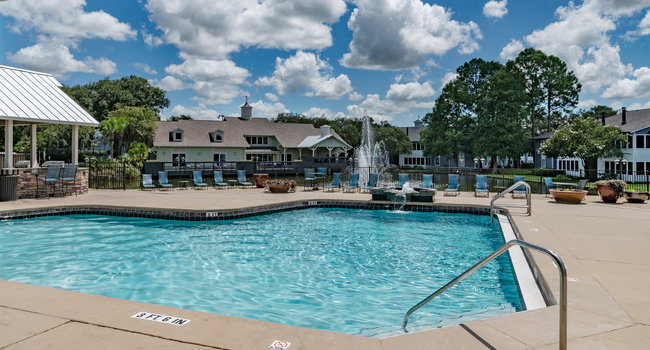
[297, 133, 350, 148]
[0, 65, 98, 126]
[154, 118, 350, 148]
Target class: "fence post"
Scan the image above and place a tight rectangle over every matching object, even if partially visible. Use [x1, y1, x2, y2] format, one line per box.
[123, 160, 127, 191]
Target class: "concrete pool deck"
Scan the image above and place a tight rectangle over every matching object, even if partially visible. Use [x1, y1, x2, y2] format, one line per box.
[0, 188, 648, 349]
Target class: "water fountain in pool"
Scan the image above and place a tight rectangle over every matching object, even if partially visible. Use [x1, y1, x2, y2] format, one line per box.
[354, 116, 390, 186]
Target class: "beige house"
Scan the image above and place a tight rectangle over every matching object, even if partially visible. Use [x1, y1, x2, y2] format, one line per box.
[152, 118, 351, 165]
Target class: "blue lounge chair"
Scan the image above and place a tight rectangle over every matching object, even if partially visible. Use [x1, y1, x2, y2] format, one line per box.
[61, 164, 78, 196]
[141, 173, 156, 190]
[421, 174, 433, 189]
[158, 171, 174, 190]
[543, 177, 555, 197]
[324, 172, 342, 192]
[37, 165, 62, 197]
[444, 174, 460, 196]
[512, 175, 527, 198]
[237, 170, 253, 187]
[303, 168, 317, 190]
[213, 171, 229, 189]
[474, 175, 489, 197]
[344, 173, 360, 192]
[192, 171, 209, 189]
[360, 173, 379, 192]
[398, 173, 409, 187]
[315, 167, 328, 178]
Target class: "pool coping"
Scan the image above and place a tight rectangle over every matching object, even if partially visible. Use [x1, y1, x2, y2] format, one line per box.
[0, 200, 553, 347]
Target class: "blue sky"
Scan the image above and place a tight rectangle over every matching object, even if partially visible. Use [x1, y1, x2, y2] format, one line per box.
[2, 0, 650, 126]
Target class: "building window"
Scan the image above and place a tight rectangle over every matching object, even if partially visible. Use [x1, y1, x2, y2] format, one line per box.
[210, 130, 224, 143]
[169, 129, 183, 142]
[213, 153, 226, 164]
[412, 142, 422, 151]
[172, 153, 186, 167]
[246, 136, 269, 145]
[627, 134, 633, 148]
[247, 154, 274, 161]
[434, 156, 441, 166]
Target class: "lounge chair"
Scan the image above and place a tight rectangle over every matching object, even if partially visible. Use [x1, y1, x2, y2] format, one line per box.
[444, 174, 460, 196]
[421, 174, 433, 189]
[398, 173, 409, 187]
[237, 170, 253, 187]
[344, 173, 360, 192]
[512, 175, 527, 198]
[61, 164, 78, 196]
[315, 167, 328, 178]
[37, 165, 62, 197]
[543, 177, 555, 197]
[158, 171, 174, 190]
[360, 173, 379, 192]
[324, 172, 342, 192]
[474, 175, 489, 197]
[303, 168, 317, 190]
[141, 173, 156, 190]
[192, 171, 209, 189]
[213, 171, 229, 189]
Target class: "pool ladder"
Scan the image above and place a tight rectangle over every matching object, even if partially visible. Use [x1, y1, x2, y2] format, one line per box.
[402, 239, 568, 350]
[489, 181, 532, 223]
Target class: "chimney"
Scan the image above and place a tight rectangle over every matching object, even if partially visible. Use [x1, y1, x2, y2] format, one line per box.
[320, 125, 331, 137]
[622, 107, 626, 125]
[601, 111, 606, 126]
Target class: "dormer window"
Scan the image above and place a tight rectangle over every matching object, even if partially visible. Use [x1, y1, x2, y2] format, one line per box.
[169, 129, 183, 142]
[210, 130, 224, 143]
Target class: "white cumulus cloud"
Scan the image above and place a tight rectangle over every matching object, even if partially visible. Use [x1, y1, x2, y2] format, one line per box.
[134, 62, 157, 75]
[499, 39, 525, 60]
[346, 81, 436, 122]
[483, 1, 508, 18]
[249, 100, 289, 119]
[156, 76, 186, 91]
[256, 51, 353, 99]
[0, 0, 134, 76]
[170, 104, 223, 120]
[602, 67, 650, 100]
[340, 0, 481, 70]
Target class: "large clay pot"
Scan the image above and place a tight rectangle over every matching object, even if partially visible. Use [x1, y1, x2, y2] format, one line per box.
[623, 191, 649, 203]
[550, 189, 587, 204]
[597, 184, 620, 203]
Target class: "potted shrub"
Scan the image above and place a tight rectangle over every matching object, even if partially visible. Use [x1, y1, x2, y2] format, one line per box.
[265, 179, 296, 193]
[549, 189, 588, 204]
[623, 190, 649, 203]
[595, 179, 626, 203]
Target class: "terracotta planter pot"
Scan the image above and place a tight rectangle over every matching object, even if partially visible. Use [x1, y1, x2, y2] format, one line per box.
[549, 189, 587, 204]
[597, 184, 620, 203]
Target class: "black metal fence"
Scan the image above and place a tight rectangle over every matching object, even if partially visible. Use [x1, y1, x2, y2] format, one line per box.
[88, 159, 128, 190]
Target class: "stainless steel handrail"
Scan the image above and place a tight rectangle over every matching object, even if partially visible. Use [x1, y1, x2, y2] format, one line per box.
[402, 239, 568, 350]
[490, 181, 531, 222]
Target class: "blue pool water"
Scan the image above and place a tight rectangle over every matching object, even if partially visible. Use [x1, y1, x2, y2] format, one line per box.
[0, 208, 522, 337]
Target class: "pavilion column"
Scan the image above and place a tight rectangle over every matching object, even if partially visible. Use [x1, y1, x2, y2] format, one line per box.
[71, 124, 79, 165]
[31, 124, 37, 168]
[4, 119, 13, 168]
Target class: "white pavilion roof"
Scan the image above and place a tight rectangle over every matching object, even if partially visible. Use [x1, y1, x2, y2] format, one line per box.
[0, 65, 99, 126]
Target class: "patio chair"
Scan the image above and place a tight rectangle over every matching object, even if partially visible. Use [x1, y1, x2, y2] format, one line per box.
[237, 170, 253, 187]
[344, 173, 360, 192]
[315, 167, 328, 178]
[421, 174, 433, 189]
[512, 175, 527, 198]
[37, 165, 62, 197]
[213, 171, 229, 189]
[398, 173, 409, 187]
[324, 172, 342, 192]
[192, 171, 209, 189]
[576, 179, 588, 190]
[141, 173, 156, 190]
[61, 164, 78, 196]
[360, 173, 379, 192]
[444, 174, 460, 196]
[474, 175, 489, 197]
[303, 168, 317, 190]
[158, 171, 174, 190]
[543, 177, 555, 197]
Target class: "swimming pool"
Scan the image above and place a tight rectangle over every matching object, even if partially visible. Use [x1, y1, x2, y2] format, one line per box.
[0, 208, 523, 337]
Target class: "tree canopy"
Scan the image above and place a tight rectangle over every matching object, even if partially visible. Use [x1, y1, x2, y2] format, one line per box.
[539, 117, 625, 168]
[63, 75, 170, 122]
[100, 106, 159, 157]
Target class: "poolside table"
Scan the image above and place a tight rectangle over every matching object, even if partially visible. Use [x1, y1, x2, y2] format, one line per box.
[178, 180, 189, 190]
